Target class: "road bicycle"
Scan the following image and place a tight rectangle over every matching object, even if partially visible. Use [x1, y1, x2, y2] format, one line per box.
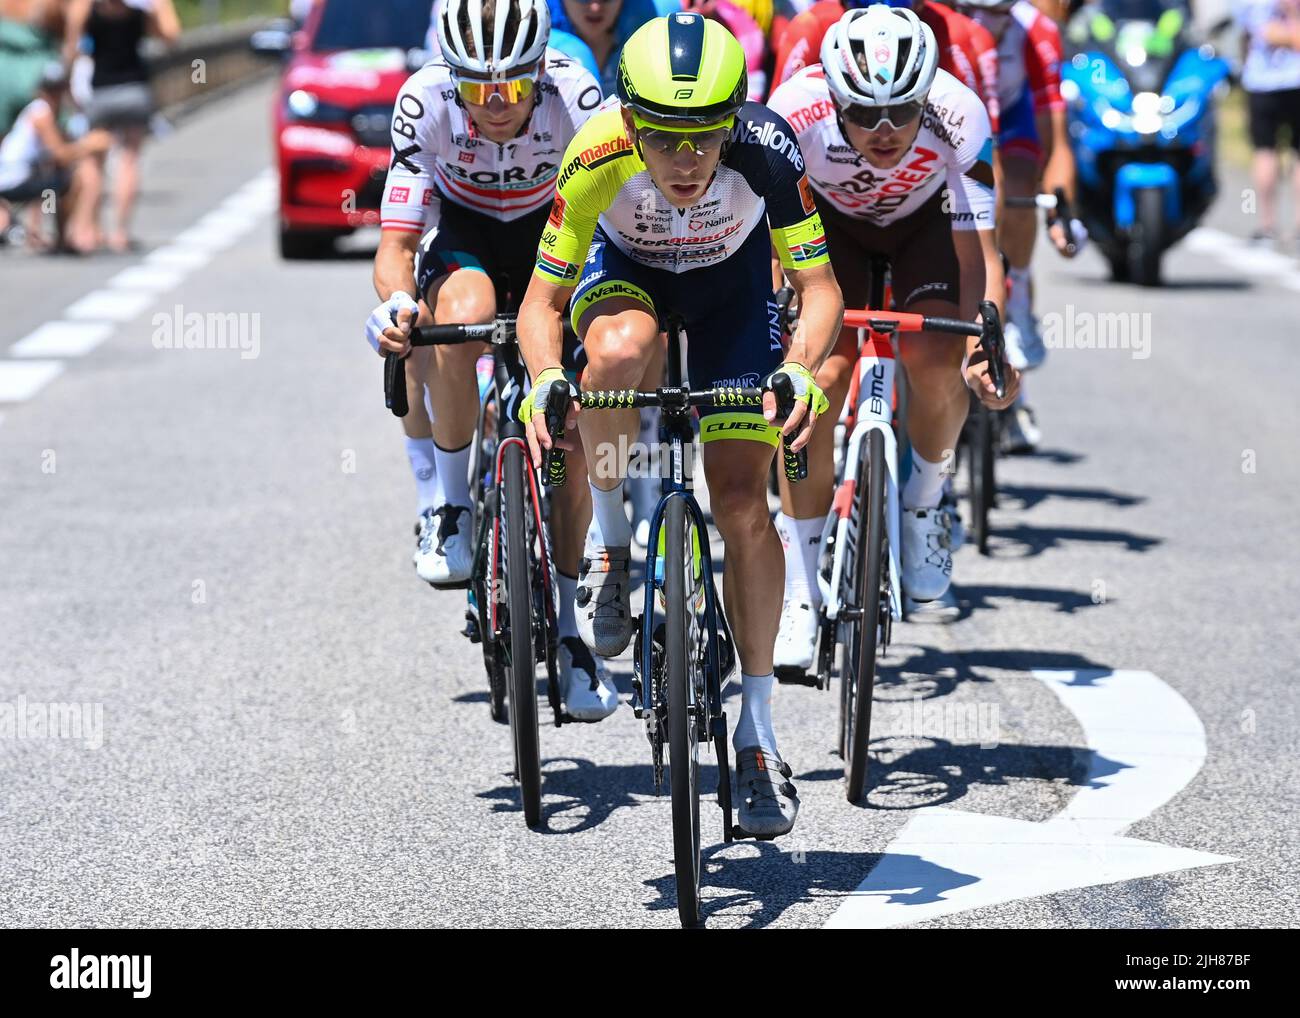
[384, 316, 571, 829]
[791, 258, 1006, 803]
[550, 316, 805, 928]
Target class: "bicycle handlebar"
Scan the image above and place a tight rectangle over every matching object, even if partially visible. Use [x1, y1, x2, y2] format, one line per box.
[550, 380, 809, 486]
[1005, 188, 1077, 256]
[842, 300, 1007, 400]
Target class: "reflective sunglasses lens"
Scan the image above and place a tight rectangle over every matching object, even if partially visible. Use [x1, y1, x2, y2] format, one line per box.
[639, 126, 729, 155]
[456, 76, 534, 106]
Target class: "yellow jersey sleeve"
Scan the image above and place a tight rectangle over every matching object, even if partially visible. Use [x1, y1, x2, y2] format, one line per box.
[534, 107, 642, 287]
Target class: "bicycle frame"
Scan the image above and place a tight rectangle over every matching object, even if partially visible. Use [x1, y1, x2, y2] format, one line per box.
[636, 321, 733, 838]
[819, 326, 906, 629]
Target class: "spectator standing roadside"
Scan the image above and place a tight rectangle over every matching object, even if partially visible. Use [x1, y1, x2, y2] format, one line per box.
[62, 0, 178, 253]
[1233, 0, 1300, 247]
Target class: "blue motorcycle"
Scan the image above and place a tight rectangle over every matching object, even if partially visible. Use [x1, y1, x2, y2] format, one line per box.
[1062, 0, 1230, 285]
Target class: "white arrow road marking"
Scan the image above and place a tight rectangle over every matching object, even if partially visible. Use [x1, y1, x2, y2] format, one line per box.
[825, 669, 1234, 928]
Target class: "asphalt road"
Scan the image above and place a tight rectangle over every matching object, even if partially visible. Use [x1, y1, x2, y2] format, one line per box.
[0, 79, 1296, 929]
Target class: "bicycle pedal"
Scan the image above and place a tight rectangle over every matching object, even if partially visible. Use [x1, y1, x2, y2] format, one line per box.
[729, 826, 778, 843]
[425, 578, 472, 591]
[774, 666, 819, 688]
[462, 609, 481, 644]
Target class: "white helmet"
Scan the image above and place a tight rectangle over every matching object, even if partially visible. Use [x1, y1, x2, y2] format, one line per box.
[820, 5, 938, 108]
[435, 0, 550, 78]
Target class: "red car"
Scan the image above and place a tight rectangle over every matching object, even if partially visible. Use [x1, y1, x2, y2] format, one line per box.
[256, 0, 432, 258]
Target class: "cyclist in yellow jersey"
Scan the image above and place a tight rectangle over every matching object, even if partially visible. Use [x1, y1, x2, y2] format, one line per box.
[516, 12, 843, 838]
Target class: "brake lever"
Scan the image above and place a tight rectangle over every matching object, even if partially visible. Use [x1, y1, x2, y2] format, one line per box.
[385, 352, 408, 417]
[541, 380, 570, 486]
[977, 300, 1007, 400]
[771, 373, 808, 482]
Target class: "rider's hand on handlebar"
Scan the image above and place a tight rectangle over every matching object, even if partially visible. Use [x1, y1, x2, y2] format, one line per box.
[763, 362, 828, 453]
[365, 290, 419, 357]
[519, 366, 579, 468]
[1048, 217, 1088, 258]
[964, 347, 1020, 411]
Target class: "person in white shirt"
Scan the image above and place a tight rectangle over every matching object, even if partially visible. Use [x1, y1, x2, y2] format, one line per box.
[0, 62, 111, 250]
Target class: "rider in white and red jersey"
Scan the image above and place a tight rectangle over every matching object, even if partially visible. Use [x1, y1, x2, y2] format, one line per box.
[366, 0, 617, 719]
[956, 0, 1082, 452]
[767, 5, 1018, 668]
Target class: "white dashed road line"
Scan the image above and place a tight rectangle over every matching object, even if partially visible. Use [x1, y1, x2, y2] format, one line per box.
[0, 169, 277, 416]
[0, 361, 65, 402]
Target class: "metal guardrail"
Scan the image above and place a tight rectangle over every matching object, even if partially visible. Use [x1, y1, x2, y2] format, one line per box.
[144, 16, 276, 112]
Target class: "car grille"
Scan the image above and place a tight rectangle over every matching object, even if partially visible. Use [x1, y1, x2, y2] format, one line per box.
[351, 105, 394, 149]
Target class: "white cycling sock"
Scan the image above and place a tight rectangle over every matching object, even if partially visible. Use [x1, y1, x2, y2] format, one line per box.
[777, 511, 823, 606]
[556, 572, 579, 640]
[733, 672, 777, 756]
[903, 451, 946, 511]
[588, 480, 632, 547]
[434, 440, 472, 511]
[405, 436, 439, 513]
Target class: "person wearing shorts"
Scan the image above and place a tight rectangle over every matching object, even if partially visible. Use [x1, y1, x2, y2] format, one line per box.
[1234, 0, 1300, 246]
[767, 5, 1017, 659]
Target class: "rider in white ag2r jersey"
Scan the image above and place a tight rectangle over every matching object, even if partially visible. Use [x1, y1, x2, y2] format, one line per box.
[366, 0, 618, 718]
[765, 5, 1018, 669]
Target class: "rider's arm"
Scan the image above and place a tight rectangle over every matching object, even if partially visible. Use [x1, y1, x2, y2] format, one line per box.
[373, 229, 420, 303]
[783, 260, 842, 373]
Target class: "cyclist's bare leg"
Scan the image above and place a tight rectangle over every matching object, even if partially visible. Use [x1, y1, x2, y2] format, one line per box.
[425, 268, 495, 452]
[1000, 154, 1039, 273]
[704, 438, 783, 676]
[777, 324, 857, 520]
[575, 298, 659, 492]
[898, 299, 968, 469]
[551, 442, 592, 574]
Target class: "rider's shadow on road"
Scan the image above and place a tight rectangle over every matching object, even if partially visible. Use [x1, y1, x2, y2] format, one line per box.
[987, 522, 1161, 558]
[476, 756, 729, 835]
[997, 482, 1144, 512]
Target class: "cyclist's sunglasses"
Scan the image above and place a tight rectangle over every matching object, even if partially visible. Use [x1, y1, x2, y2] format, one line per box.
[454, 71, 537, 107]
[837, 95, 927, 132]
[631, 113, 734, 157]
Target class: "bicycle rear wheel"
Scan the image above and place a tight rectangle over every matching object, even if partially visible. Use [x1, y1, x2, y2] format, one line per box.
[841, 427, 887, 804]
[663, 497, 703, 927]
[502, 441, 542, 826]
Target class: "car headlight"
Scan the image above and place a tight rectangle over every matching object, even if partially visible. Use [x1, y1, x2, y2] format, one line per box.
[287, 89, 318, 119]
[285, 89, 350, 123]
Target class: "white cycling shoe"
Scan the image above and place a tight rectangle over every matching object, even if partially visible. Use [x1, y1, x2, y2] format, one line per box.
[414, 504, 473, 587]
[558, 636, 620, 721]
[774, 598, 819, 674]
[901, 506, 954, 603]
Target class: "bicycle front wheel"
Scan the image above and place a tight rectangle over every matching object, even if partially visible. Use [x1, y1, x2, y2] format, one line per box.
[841, 427, 887, 804]
[502, 441, 542, 827]
[663, 496, 703, 927]
[966, 402, 993, 556]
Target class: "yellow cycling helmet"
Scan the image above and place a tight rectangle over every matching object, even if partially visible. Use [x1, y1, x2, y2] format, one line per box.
[616, 12, 748, 127]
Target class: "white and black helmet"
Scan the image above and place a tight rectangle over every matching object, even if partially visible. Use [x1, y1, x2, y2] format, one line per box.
[435, 0, 550, 78]
[820, 5, 938, 109]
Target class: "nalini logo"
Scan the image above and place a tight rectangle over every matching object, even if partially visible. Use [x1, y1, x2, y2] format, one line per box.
[50, 950, 151, 998]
